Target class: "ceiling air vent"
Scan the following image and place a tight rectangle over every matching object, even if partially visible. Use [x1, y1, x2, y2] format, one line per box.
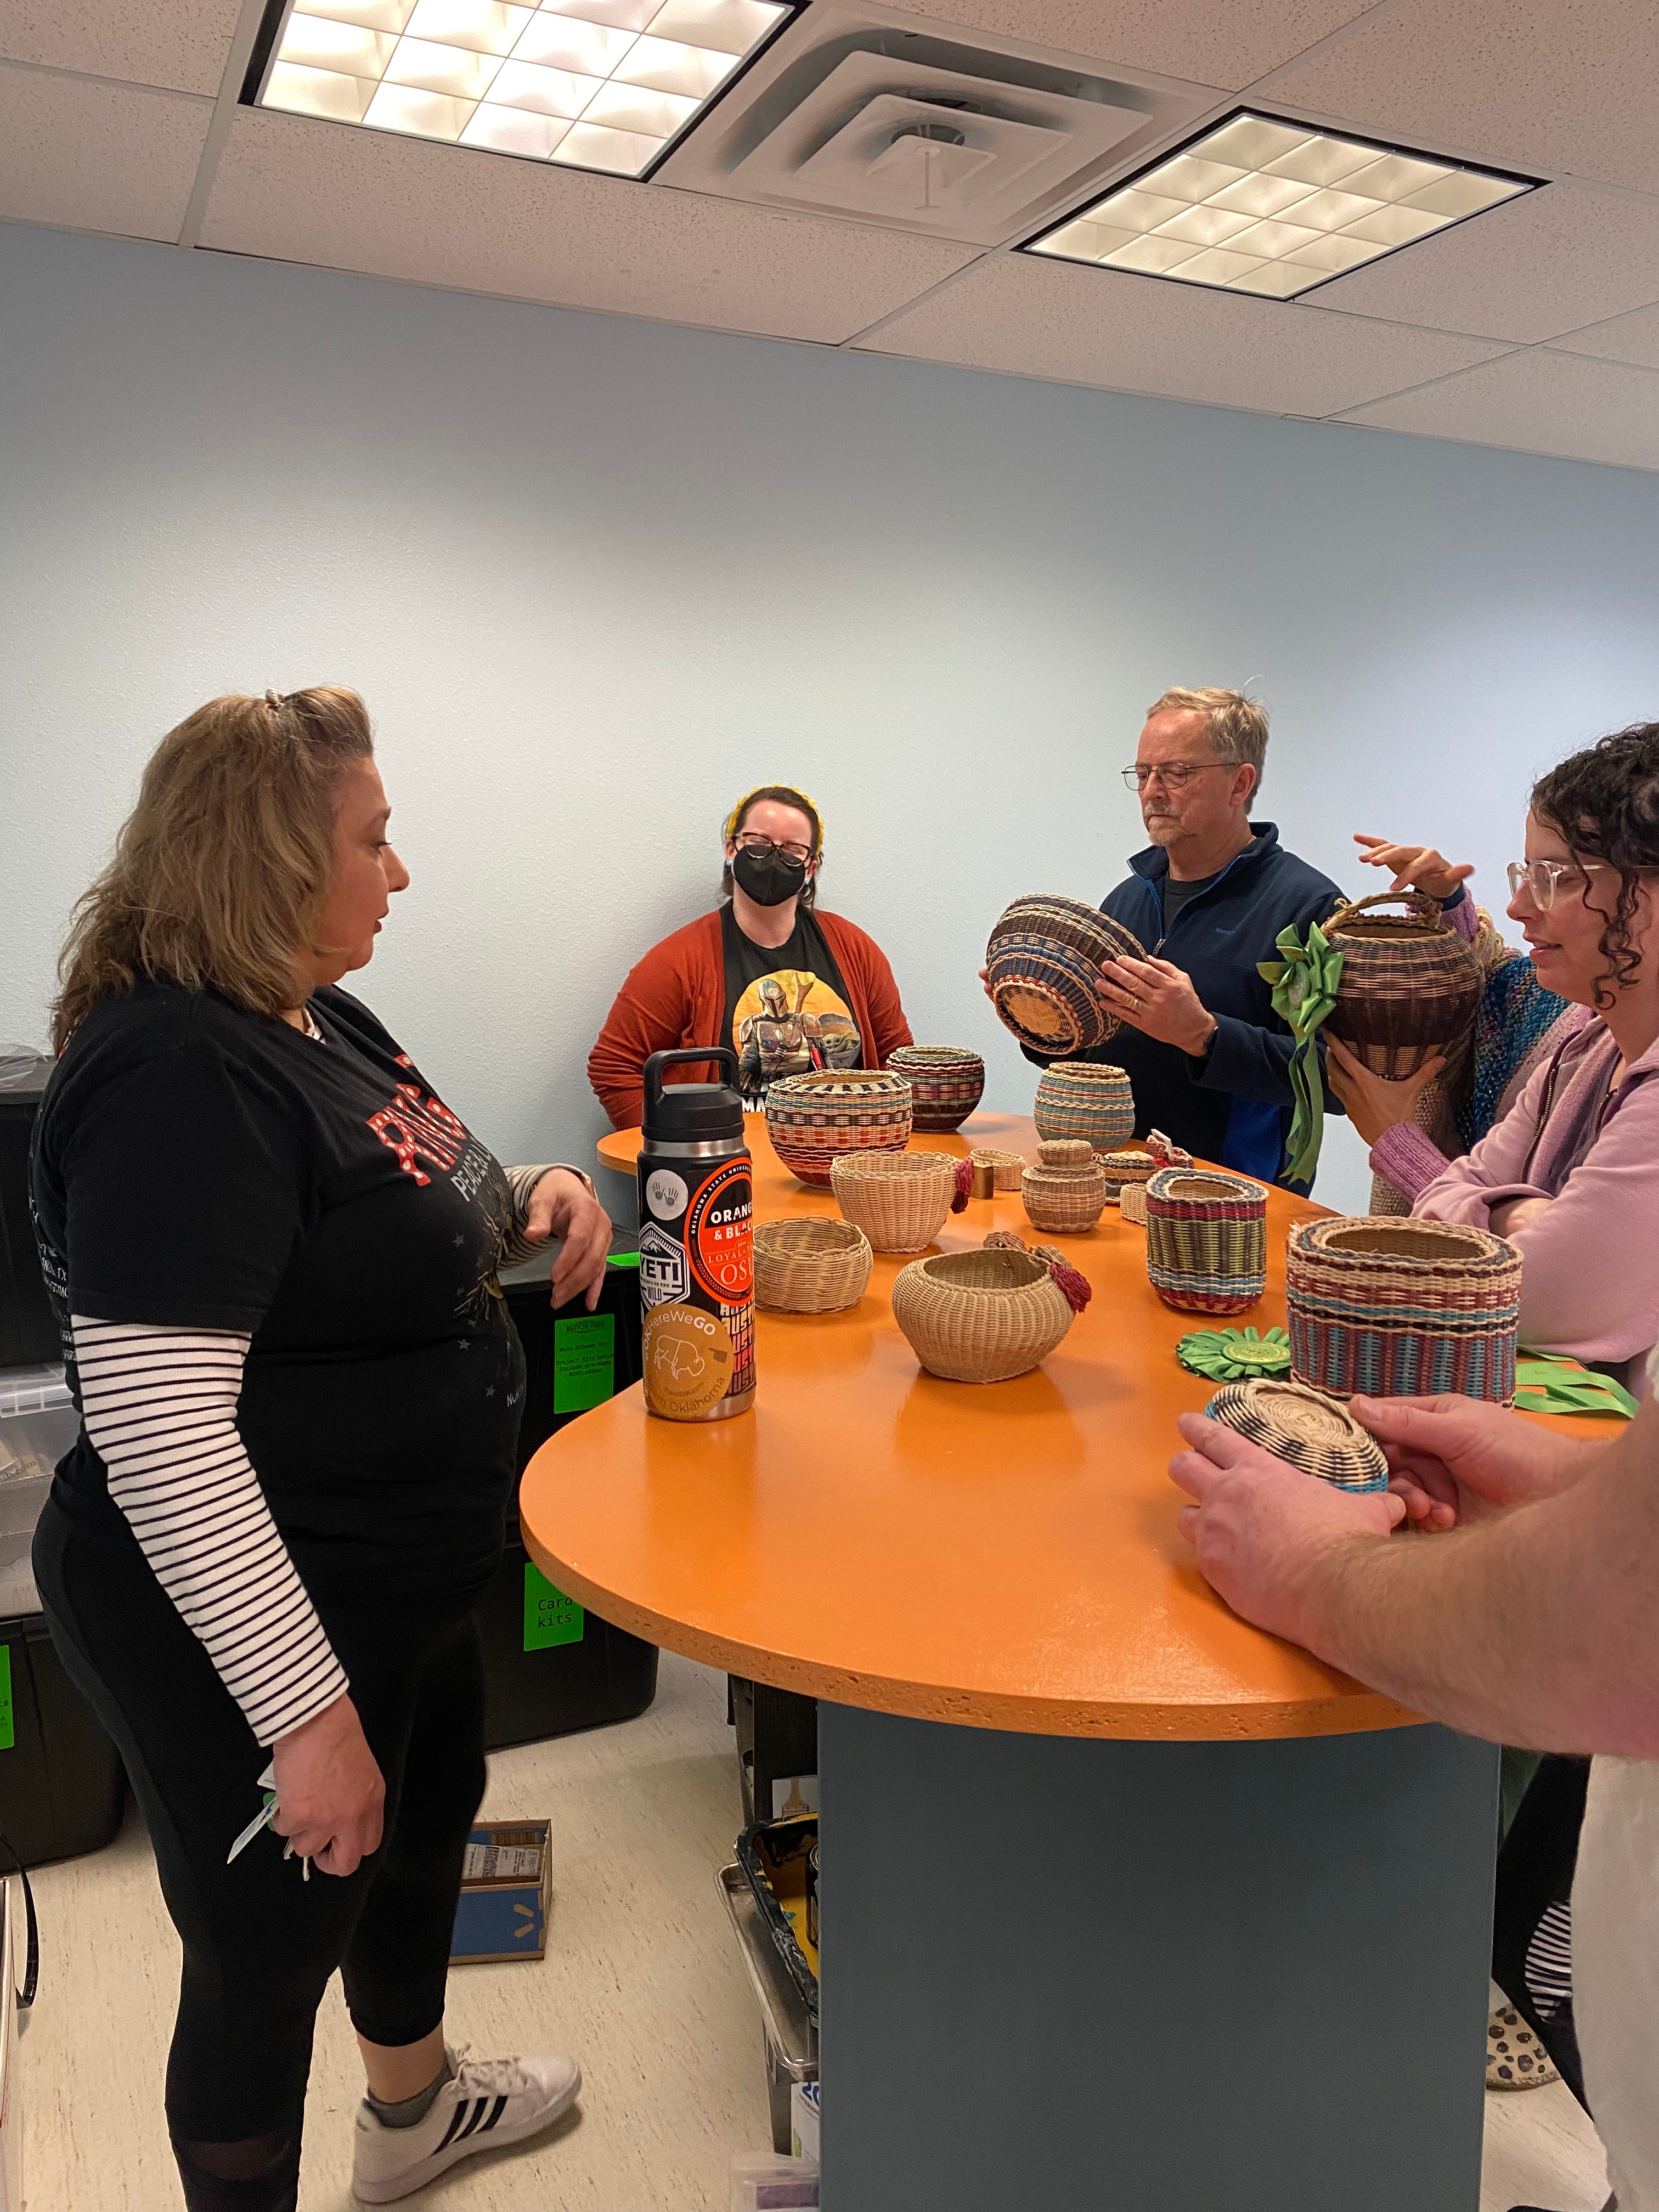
[657, 2, 1211, 246]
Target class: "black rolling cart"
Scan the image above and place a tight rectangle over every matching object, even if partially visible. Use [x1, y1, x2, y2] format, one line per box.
[480, 1237, 659, 1751]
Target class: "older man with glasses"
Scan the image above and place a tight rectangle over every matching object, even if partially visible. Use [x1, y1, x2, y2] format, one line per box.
[1022, 686, 1344, 1186]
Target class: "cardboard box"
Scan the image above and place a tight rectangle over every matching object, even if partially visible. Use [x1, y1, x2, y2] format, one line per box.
[450, 1820, 551, 1965]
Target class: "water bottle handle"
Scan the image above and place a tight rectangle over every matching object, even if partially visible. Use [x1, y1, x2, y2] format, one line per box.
[642, 1047, 740, 1121]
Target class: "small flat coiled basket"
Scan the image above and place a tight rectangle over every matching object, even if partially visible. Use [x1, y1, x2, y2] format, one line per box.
[752, 1217, 873, 1314]
[1286, 1215, 1522, 1402]
[891, 1239, 1087, 1383]
[1145, 1169, 1268, 1315]
[1203, 1378, 1390, 1493]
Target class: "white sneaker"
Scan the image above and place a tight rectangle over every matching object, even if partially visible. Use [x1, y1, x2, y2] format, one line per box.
[351, 2042, 582, 2203]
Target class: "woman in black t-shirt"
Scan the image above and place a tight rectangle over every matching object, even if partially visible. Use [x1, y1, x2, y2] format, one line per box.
[31, 689, 612, 2212]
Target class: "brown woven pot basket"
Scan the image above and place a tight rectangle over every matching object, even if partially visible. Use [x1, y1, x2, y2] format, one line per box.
[752, 1217, 873, 1314]
[1324, 892, 1485, 1080]
[890, 1245, 1077, 1383]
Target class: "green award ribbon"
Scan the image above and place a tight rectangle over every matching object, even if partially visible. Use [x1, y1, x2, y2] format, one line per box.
[1513, 1353, 1638, 1419]
[1257, 921, 1344, 1194]
[1177, 1326, 1295, 1383]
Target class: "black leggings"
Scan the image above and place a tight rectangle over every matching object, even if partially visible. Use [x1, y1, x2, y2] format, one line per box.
[33, 1499, 487, 2197]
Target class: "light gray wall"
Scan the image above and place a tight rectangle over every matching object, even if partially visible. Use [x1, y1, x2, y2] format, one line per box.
[4, 218, 1659, 1213]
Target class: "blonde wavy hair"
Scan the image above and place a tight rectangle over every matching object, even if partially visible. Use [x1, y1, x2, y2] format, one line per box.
[52, 687, 374, 1052]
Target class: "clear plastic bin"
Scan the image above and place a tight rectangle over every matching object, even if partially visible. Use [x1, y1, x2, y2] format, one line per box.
[0, 1367, 76, 1618]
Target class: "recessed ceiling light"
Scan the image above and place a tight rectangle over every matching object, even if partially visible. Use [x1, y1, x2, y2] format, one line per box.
[1025, 111, 1535, 300]
[245, 0, 795, 180]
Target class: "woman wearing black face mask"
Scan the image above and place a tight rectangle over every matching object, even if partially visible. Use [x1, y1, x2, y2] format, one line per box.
[589, 783, 913, 1127]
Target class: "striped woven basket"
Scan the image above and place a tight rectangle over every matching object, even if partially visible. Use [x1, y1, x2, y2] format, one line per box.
[1095, 1147, 1158, 1197]
[1203, 1379, 1390, 1493]
[1033, 1062, 1135, 1149]
[1325, 893, 1486, 1079]
[764, 1069, 912, 1188]
[985, 895, 1146, 1056]
[1021, 1141, 1108, 1234]
[753, 1217, 873, 1314]
[890, 1237, 1088, 1383]
[886, 1047, 986, 1133]
[831, 1150, 969, 1253]
[1144, 1169, 1268, 1314]
[1285, 1215, 1522, 1402]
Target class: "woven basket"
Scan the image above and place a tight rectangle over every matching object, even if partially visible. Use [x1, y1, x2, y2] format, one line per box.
[891, 1241, 1084, 1383]
[753, 1217, 873, 1314]
[1022, 1141, 1108, 1234]
[1095, 1147, 1158, 1197]
[831, 1150, 966, 1253]
[1120, 1183, 1149, 1226]
[1286, 1215, 1522, 1402]
[1033, 1062, 1135, 1149]
[986, 896, 1147, 1056]
[1145, 1169, 1268, 1314]
[1324, 893, 1485, 1079]
[765, 1069, 912, 1188]
[886, 1047, 986, 1133]
[1203, 1379, 1390, 1493]
[968, 1146, 1026, 1193]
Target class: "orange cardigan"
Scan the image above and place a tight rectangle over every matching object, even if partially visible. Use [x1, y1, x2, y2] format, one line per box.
[588, 907, 914, 1131]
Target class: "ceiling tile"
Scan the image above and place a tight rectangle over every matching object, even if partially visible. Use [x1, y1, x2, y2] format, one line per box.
[1340, 349, 1659, 473]
[855, 250, 1511, 417]
[0, 0, 246, 98]
[0, 65, 211, 241]
[198, 108, 979, 341]
[1550, 301, 1659, 373]
[1267, 0, 1659, 196]
[1307, 182, 1659, 345]
[888, 0, 1374, 94]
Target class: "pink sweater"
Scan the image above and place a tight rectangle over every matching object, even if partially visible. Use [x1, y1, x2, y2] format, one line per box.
[1374, 1025, 1659, 1383]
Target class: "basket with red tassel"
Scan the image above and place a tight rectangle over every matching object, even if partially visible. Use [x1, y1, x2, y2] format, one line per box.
[830, 1150, 972, 1254]
[890, 1230, 1090, 1383]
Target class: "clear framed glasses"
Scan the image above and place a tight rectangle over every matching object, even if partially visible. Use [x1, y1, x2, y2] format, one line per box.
[1505, 859, 1609, 910]
[733, 831, 814, 865]
[1120, 760, 1241, 793]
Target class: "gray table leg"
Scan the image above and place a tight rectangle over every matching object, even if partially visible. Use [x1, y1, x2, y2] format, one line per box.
[819, 1703, 1498, 2210]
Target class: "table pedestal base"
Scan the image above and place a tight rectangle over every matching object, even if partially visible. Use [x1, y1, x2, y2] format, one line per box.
[820, 1705, 1497, 2210]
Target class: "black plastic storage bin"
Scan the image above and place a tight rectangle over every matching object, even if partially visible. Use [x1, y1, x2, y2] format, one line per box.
[0, 1056, 58, 1369]
[0, 1612, 127, 1867]
[480, 1239, 657, 1752]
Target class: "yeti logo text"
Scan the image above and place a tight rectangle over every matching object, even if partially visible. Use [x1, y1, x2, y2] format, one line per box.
[636, 1221, 689, 1310]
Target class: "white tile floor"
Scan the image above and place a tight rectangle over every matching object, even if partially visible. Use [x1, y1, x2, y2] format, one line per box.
[18, 1652, 1612, 2211]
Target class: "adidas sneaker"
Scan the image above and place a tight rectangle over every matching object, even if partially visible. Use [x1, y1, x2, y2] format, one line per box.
[351, 2042, 581, 2203]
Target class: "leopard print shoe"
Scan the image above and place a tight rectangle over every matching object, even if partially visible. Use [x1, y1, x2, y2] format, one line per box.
[1487, 2004, 1560, 2090]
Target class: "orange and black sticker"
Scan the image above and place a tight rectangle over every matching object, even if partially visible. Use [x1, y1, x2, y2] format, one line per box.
[686, 1160, 753, 1305]
[644, 1304, 736, 1420]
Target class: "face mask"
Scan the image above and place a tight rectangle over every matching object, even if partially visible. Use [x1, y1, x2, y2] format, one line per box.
[733, 844, 808, 909]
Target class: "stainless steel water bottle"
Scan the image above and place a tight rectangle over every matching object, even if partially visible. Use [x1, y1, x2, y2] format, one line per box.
[637, 1047, 755, 1423]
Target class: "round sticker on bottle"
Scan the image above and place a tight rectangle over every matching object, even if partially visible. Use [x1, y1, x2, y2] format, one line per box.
[644, 1304, 735, 1420]
[686, 1161, 753, 1303]
[645, 1168, 689, 1222]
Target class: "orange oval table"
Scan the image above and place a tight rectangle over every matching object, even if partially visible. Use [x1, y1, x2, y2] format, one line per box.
[522, 1115, 1499, 2211]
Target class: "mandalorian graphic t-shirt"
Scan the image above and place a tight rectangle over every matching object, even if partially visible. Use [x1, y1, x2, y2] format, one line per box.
[720, 904, 862, 1107]
[31, 979, 525, 1604]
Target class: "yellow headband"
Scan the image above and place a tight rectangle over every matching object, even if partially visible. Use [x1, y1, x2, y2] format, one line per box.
[724, 783, 824, 858]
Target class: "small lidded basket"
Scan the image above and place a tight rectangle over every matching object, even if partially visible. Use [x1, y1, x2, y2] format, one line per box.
[1144, 1168, 1268, 1314]
[753, 1217, 873, 1314]
[831, 1149, 971, 1254]
[891, 1232, 1091, 1383]
[886, 1047, 986, 1134]
[765, 1069, 912, 1188]
[1202, 1378, 1390, 1493]
[1021, 1141, 1108, 1235]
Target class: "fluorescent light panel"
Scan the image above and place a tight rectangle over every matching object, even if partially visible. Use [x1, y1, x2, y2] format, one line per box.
[1028, 112, 1532, 298]
[256, 0, 791, 178]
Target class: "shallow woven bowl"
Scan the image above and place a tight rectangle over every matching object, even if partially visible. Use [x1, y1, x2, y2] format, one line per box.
[764, 1069, 913, 1188]
[968, 1147, 1025, 1193]
[1286, 1215, 1522, 1402]
[887, 1046, 986, 1134]
[1034, 1062, 1135, 1150]
[985, 895, 1146, 1057]
[891, 1246, 1076, 1383]
[1203, 1379, 1390, 1493]
[831, 1150, 958, 1253]
[753, 1217, 874, 1314]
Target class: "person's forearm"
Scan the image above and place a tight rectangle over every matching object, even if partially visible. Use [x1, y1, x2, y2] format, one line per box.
[500, 1163, 597, 1268]
[1290, 1436, 1659, 1754]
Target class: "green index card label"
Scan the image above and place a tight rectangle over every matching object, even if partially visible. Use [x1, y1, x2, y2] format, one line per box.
[0, 1647, 13, 1752]
[554, 1312, 614, 1415]
[524, 1562, 585, 1651]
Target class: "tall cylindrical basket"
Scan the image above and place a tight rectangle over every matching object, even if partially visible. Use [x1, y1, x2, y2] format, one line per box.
[1144, 1169, 1268, 1315]
[1285, 1215, 1522, 1402]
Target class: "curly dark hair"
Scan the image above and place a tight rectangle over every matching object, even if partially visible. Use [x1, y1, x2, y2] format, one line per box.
[1531, 721, 1659, 1011]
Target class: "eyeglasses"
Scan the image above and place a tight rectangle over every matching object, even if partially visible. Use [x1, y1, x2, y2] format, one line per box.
[1120, 760, 1242, 793]
[733, 831, 814, 866]
[1505, 859, 1610, 910]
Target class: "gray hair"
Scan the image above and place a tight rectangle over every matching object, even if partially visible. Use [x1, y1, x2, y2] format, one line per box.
[1148, 686, 1268, 811]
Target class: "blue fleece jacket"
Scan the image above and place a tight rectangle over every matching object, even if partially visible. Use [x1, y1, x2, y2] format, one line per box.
[1026, 822, 1343, 1186]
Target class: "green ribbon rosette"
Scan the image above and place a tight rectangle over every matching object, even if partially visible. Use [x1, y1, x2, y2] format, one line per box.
[1513, 1354, 1638, 1419]
[1177, 1326, 1294, 1383]
[1257, 921, 1344, 1194]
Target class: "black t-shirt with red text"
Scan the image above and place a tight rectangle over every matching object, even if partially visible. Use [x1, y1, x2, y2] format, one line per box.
[30, 980, 524, 1603]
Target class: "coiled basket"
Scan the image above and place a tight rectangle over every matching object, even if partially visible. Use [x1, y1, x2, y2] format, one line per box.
[831, 1150, 969, 1254]
[1203, 1379, 1390, 1493]
[891, 1237, 1088, 1384]
[1286, 1215, 1522, 1402]
[1033, 1062, 1135, 1149]
[1144, 1169, 1268, 1314]
[1324, 893, 1485, 1079]
[985, 895, 1146, 1057]
[752, 1217, 873, 1314]
[885, 1046, 985, 1133]
[764, 1069, 912, 1188]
